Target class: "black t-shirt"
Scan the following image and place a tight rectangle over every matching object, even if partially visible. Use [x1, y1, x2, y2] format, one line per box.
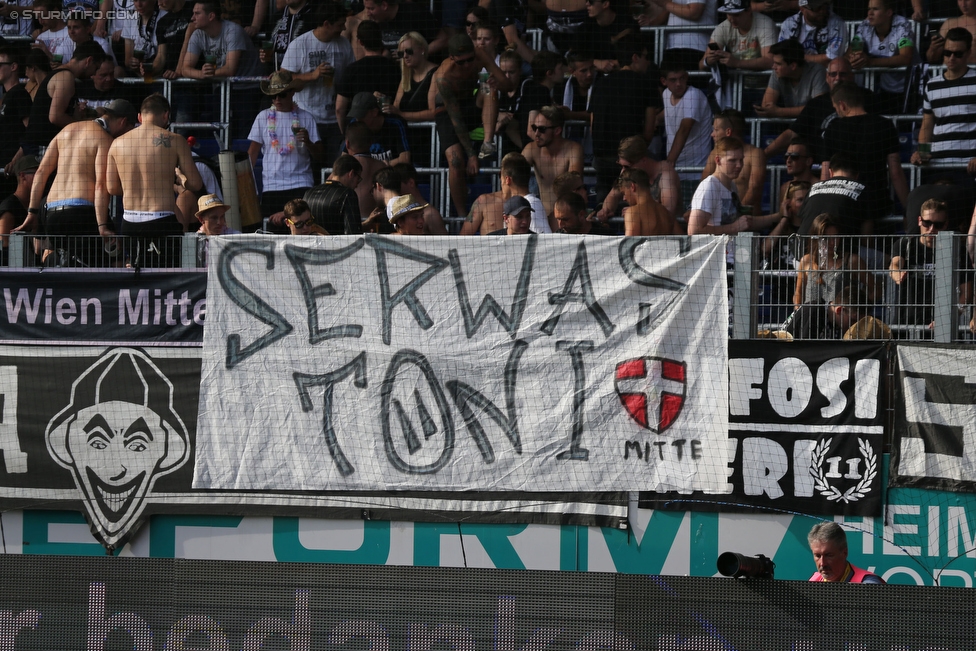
[590, 68, 662, 158]
[346, 116, 411, 162]
[335, 56, 401, 100]
[517, 80, 553, 133]
[0, 193, 26, 232]
[75, 80, 140, 109]
[790, 90, 884, 161]
[797, 177, 869, 236]
[379, 3, 439, 56]
[822, 113, 899, 221]
[155, 3, 194, 72]
[0, 84, 31, 162]
[269, 3, 313, 69]
[893, 235, 972, 328]
[579, 13, 639, 61]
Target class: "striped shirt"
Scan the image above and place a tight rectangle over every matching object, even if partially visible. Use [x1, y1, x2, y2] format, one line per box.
[922, 69, 976, 165]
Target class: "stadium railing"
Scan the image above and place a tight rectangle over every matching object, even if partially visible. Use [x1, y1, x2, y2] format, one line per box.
[7, 231, 972, 343]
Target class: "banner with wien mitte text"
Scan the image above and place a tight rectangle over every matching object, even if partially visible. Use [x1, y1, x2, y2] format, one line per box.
[195, 234, 731, 494]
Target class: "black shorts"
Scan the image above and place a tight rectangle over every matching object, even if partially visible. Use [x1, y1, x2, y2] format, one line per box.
[435, 98, 483, 154]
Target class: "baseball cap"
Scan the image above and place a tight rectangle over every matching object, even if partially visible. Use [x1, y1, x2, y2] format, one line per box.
[389, 195, 428, 222]
[96, 99, 138, 125]
[11, 155, 40, 175]
[348, 92, 379, 120]
[717, 0, 747, 13]
[503, 196, 532, 216]
[798, 0, 830, 8]
[448, 33, 475, 57]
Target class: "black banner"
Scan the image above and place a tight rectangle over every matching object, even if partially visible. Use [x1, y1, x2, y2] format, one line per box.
[0, 270, 206, 344]
[641, 340, 886, 515]
[0, 555, 972, 651]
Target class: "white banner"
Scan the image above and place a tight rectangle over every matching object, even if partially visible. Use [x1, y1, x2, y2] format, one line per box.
[196, 234, 730, 493]
[895, 345, 976, 485]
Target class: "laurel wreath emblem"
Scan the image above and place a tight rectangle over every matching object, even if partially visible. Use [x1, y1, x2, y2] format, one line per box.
[810, 437, 877, 503]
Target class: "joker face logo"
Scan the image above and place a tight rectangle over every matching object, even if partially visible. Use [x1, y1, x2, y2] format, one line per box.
[46, 348, 188, 548]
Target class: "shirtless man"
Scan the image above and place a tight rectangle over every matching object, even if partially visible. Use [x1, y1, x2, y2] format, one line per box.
[345, 121, 388, 218]
[701, 109, 767, 216]
[106, 94, 202, 267]
[462, 152, 548, 235]
[16, 99, 136, 268]
[430, 33, 504, 218]
[597, 136, 679, 220]
[521, 106, 583, 215]
[619, 168, 677, 236]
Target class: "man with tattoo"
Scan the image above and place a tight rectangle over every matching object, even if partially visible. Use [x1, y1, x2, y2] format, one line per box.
[521, 105, 583, 215]
[106, 94, 202, 267]
[430, 33, 505, 218]
[16, 99, 136, 267]
[597, 135, 680, 220]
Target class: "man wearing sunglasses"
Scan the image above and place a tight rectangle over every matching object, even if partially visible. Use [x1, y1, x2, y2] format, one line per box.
[890, 198, 973, 337]
[522, 105, 583, 215]
[913, 27, 976, 179]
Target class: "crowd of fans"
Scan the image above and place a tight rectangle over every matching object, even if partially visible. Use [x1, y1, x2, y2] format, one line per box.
[3, 0, 976, 339]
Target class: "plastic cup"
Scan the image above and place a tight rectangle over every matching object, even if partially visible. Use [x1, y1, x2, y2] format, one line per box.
[918, 142, 931, 162]
[52, 53, 63, 64]
[204, 54, 217, 66]
[133, 49, 144, 60]
[292, 125, 304, 150]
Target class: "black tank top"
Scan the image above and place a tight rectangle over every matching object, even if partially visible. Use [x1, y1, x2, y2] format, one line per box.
[23, 69, 76, 149]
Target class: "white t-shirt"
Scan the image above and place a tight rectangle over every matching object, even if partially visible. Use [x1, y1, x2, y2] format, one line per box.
[855, 14, 916, 94]
[526, 193, 548, 234]
[247, 106, 321, 192]
[280, 31, 354, 125]
[663, 85, 713, 176]
[38, 27, 72, 59]
[691, 174, 736, 226]
[667, 0, 717, 53]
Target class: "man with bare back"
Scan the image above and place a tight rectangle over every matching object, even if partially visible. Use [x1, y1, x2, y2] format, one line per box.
[462, 152, 547, 235]
[521, 106, 583, 215]
[106, 94, 202, 267]
[597, 135, 680, 220]
[17, 100, 137, 268]
[619, 168, 678, 236]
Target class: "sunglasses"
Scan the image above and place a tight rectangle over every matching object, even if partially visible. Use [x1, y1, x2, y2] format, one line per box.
[287, 218, 315, 228]
[944, 49, 968, 58]
[453, 55, 476, 65]
[531, 125, 551, 133]
[272, 91, 292, 99]
[920, 218, 947, 229]
[397, 47, 414, 58]
[785, 152, 808, 160]
[464, 20, 477, 27]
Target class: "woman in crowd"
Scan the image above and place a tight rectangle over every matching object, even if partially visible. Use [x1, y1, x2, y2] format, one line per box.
[386, 32, 438, 165]
[793, 212, 877, 312]
[763, 180, 810, 267]
[24, 48, 51, 100]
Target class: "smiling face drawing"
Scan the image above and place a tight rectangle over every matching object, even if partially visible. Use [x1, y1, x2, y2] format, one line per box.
[46, 349, 188, 548]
